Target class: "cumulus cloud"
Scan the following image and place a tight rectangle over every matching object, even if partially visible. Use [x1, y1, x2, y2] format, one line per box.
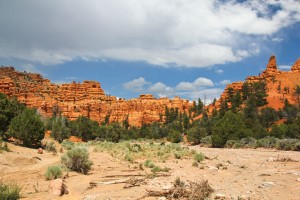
[278, 65, 291, 70]
[124, 76, 221, 102]
[176, 77, 214, 91]
[215, 69, 224, 74]
[219, 80, 231, 85]
[123, 77, 150, 92]
[0, 0, 300, 67]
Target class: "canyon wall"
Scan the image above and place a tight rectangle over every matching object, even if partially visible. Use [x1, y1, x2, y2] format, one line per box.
[0, 66, 191, 126]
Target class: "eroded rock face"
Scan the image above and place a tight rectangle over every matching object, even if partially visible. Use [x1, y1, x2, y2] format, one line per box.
[213, 55, 300, 111]
[291, 58, 300, 72]
[0, 66, 191, 126]
[261, 55, 279, 78]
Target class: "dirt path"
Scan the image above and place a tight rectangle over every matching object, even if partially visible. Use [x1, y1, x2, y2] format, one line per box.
[0, 143, 299, 200]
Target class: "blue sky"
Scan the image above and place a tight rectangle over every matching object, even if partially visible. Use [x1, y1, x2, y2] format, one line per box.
[0, 0, 300, 102]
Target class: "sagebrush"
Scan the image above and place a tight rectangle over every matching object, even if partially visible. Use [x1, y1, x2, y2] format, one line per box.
[61, 147, 93, 174]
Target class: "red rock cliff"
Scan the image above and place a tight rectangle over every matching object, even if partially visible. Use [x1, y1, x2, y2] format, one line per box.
[212, 55, 300, 111]
[0, 66, 191, 126]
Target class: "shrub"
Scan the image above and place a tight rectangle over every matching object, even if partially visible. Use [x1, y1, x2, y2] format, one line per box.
[275, 139, 299, 151]
[144, 160, 155, 168]
[0, 141, 10, 153]
[0, 182, 21, 200]
[293, 142, 300, 151]
[225, 140, 237, 148]
[212, 111, 247, 147]
[168, 130, 182, 143]
[124, 153, 134, 163]
[194, 152, 205, 163]
[8, 108, 45, 147]
[174, 151, 182, 159]
[61, 147, 93, 174]
[41, 139, 57, 153]
[61, 140, 74, 150]
[45, 166, 62, 180]
[256, 136, 279, 148]
[240, 137, 257, 148]
[187, 126, 207, 144]
[200, 136, 212, 147]
[151, 166, 170, 173]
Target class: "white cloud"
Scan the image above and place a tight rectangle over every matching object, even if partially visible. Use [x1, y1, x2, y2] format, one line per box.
[176, 82, 195, 91]
[272, 37, 283, 42]
[123, 77, 150, 92]
[194, 77, 214, 87]
[215, 69, 224, 74]
[176, 77, 214, 91]
[124, 76, 221, 102]
[21, 64, 46, 75]
[219, 80, 231, 85]
[0, 0, 299, 67]
[278, 65, 291, 70]
[190, 88, 224, 104]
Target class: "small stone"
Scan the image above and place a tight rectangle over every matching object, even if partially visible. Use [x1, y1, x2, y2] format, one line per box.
[49, 179, 66, 196]
[214, 193, 226, 199]
[261, 181, 275, 188]
[239, 195, 250, 200]
[296, 178, 300, 182]
[158, 197, 167, 200]
[209, 166, 218, 171]
[267, 157, 274, 162]
[37, 148, 43, 154]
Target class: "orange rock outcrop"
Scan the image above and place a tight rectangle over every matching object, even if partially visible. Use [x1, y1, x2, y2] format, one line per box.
[214, 55, 300, 111]
[0, 66, 191, 126]
[291, 58, 300, 72]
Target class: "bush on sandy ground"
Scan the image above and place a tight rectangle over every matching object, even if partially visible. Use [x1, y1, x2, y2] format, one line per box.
[93, 141, 194, 162]
[275, 139, 300, 151]
[0, 182, 21, 200]
[61, 146, 93, 174]
[200, 136, 212, 147]
[61, 140, 74, 150]
[45, 165, 62, 180]
[41, 139, 57, 153]
[0, 140, 10, 153]
[194, 152, 205, 163]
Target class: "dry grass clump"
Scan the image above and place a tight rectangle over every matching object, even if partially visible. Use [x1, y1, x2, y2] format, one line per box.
[0, 181, 21, 200]
[41, 139, 57, 153]
[45, 165, 63, 180]
[0, 140, 10, 153]
[92, 141, 194, 163]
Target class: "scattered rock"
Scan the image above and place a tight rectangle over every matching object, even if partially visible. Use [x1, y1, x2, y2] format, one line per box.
[214, 193, 226, 199]
[259, 173, 271, 176]
[49, 178, 67, 196]
[158, 197, 167, 200]
[208, 166, 218, 171]
[238, 164, 246, 169]
[37, 148, 43, 154]
[296, 178, 300, 182]
[267, 157, 274, 162]
[239, 194, 250, 200]
[260, 181, 275, 188]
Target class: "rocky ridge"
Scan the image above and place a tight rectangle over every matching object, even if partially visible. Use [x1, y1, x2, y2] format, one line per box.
[214, 55, 300, 111]
[0, 66, 191, 126]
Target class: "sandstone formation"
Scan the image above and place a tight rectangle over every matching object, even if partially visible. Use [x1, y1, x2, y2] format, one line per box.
[291, 58, 300, 72]
[0, 66, 191, 126]
[214, 55, 300, 111]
